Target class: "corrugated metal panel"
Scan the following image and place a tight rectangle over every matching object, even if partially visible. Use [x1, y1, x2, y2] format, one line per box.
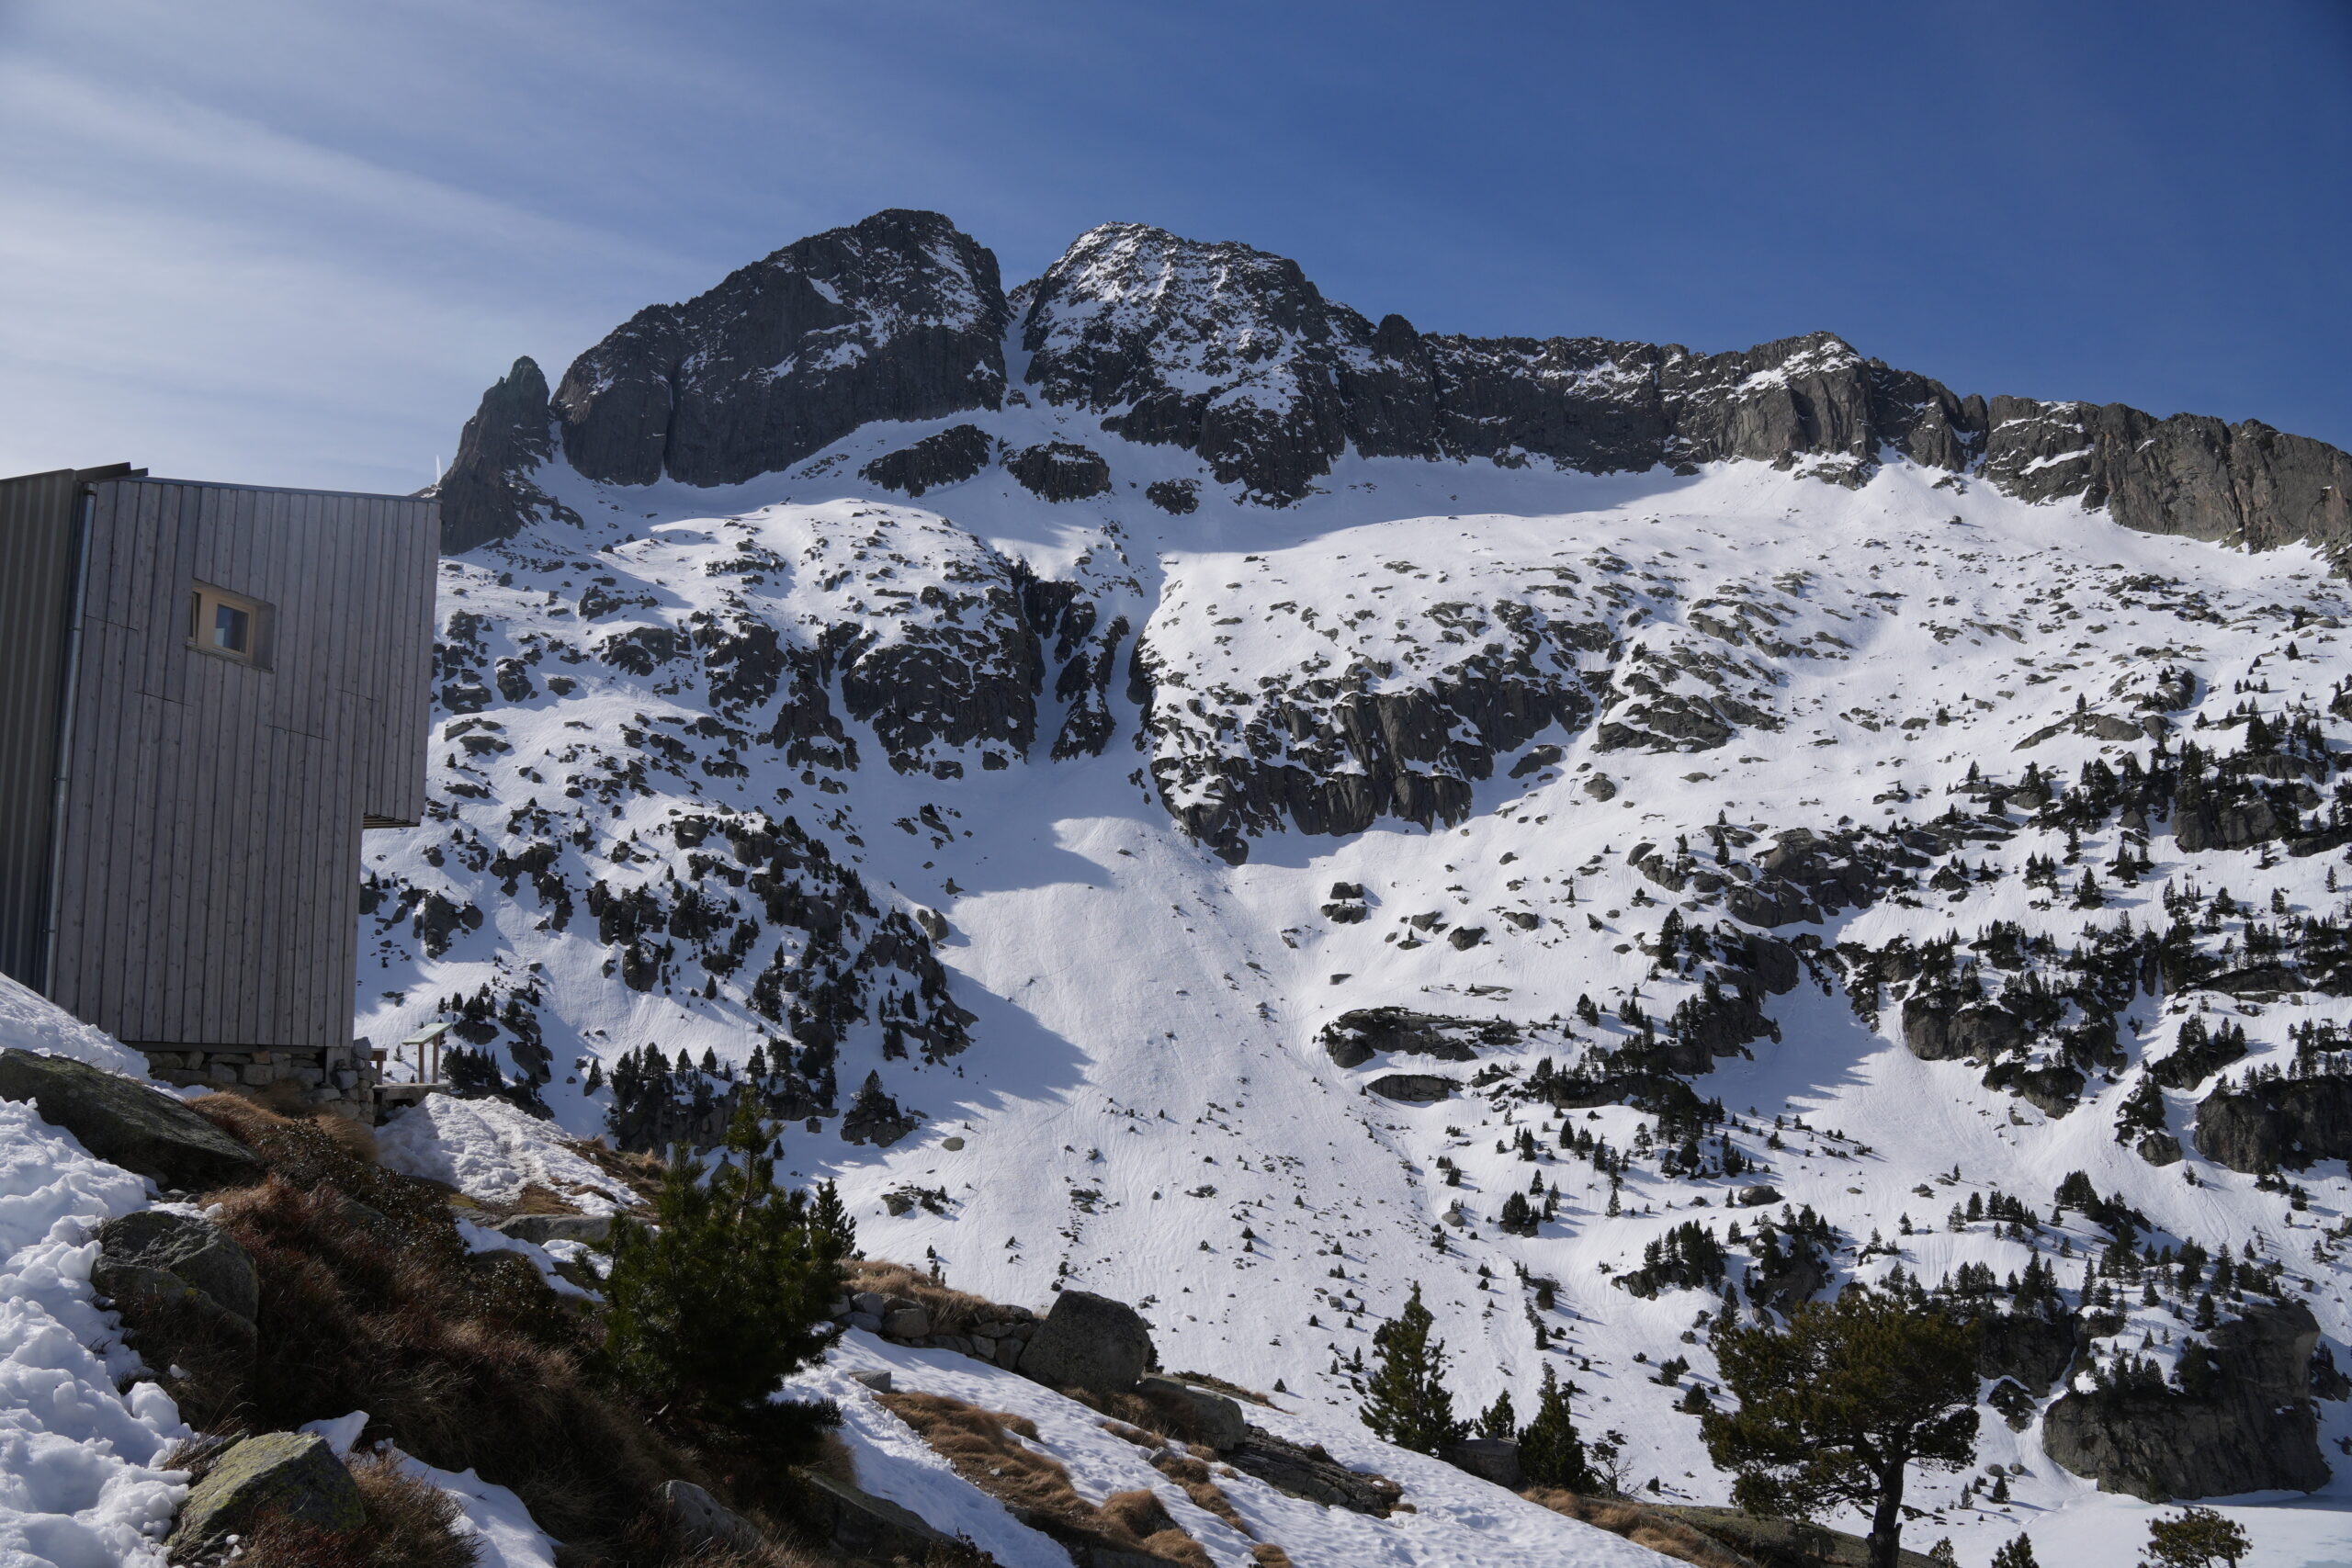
[45, 475, 438, 1050]
[0, 469, 81, 987]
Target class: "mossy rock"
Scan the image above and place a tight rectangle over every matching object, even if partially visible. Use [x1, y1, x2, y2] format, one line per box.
[167, 1432, 363, 1556]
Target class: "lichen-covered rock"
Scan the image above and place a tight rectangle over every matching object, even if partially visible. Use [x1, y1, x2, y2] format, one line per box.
[2043, 1301, 2328, 1500]
[96, 1210, 258, 1323]
[0, 1050, 261, 1190]
[167, 1432, 363, 1557]
[1021, 1289, 1154, 1393]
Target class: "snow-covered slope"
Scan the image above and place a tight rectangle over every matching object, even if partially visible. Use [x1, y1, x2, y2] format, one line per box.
[384, 213, 2352, 1566]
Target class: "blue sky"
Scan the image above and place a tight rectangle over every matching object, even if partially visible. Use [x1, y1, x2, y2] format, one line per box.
[4, 0, 2347, 493]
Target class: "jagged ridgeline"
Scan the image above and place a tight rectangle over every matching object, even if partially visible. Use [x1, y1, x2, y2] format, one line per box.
[376, 206, 2352, 1551]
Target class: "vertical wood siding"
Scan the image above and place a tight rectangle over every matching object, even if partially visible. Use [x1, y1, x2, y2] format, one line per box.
[0, 470, 81, 988]
[46, 478, 435, 1049]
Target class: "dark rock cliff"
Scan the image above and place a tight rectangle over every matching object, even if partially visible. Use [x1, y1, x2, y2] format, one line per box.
[437, 357, 571, 553]
[2042, 1301, 2329, 1500]
[554, 209, 1008, 490]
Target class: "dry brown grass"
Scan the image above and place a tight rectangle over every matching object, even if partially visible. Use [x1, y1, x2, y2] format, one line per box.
[1522, 1490, 1766, 1568]
[876, 1391, 1207, 1568]
[842, 1260, 1011, 1338]
[171, 1096, 711, 1567]
[1148, 1450, 1250, 1538]
[1248, 1548, 1295, 1568]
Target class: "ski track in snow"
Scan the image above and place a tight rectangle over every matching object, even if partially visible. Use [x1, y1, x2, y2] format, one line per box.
[361, 418, 2352, 1566]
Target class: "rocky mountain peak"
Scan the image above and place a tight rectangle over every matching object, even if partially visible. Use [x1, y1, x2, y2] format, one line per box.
[436, 209, 2352, 561]
[548, 208, 1008, 492]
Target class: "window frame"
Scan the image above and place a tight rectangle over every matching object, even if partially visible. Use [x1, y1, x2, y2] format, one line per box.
[187, 581, 274, 669]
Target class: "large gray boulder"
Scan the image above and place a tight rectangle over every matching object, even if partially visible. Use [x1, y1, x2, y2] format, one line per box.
[0, 1050, 260, 1190]
[167, 1432, 362, 1556]
[1137, 1375, 1246, 1450]
[96, 1210, 258, 1323]
[1021, 1289, 1154, 1394]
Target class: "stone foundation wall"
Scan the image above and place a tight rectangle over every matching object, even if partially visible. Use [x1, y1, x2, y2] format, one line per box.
[141, 1043, 377, 1116]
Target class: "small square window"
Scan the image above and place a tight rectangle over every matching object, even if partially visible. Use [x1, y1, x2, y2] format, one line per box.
[187, 582, 270, 668]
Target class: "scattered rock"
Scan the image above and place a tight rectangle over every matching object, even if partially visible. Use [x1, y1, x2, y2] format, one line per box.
[1734, 1184, 1782, 1208]
[0, 1050, 262, 1190]
[167, 1432, 364, 1558]
[1022, 1289, 1153, 1393]
[881, 1305, 932, 1341]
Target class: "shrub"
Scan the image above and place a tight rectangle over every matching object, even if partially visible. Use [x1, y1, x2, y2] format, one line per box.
[600, 1099, 843, 1447]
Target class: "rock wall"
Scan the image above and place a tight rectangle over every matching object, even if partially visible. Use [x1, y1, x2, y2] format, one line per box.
[2042, 1301, 2329, 1500]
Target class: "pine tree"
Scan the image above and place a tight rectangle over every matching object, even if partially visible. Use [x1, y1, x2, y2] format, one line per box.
[1518, 1361, 1599, 1491]
[1476, 1389, 1516, 1440]
[1991, 1534, 2039, 1568]
[2140, 1506, 2249, 1568]
[1361, 1282, 1464, 1455]
[602, 1097, 844, 1443]
[811, 1177, 860, 1258]
[1702, 1288, 1979, 1568]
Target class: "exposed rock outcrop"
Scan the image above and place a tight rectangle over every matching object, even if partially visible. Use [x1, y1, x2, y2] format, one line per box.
[859, 423, 997, 497]
[436, 356, 573, 553]
[2194, 1073, 2352, 1171]
[1224, 1427, 1400, 1516]
[1318, 1008, 1518, 1069]
[1005, 441, 1113, 502]
[2043, 1301, 2329, 1500]
[557, 209, 1008, 491]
